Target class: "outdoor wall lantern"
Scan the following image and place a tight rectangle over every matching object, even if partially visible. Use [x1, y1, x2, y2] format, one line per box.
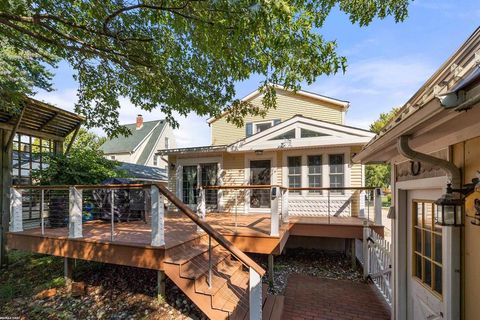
[435, 179, 478, 226]
[255, 150, 264, 155]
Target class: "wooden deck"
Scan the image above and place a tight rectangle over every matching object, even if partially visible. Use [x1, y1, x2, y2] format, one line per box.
[7, 212, 384, 270]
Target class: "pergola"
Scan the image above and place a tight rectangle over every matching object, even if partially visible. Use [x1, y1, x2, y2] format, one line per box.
[0, 96, 82, 266]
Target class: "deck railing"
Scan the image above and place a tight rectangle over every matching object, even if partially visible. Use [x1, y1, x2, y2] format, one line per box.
[9, 183, 265, 319]
[199, 185, 383, 236]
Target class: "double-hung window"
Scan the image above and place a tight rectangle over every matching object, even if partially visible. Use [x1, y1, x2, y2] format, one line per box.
[307, 155, 322, 194]
[329, 154, 344, 194]
[287, 156, 302, 194]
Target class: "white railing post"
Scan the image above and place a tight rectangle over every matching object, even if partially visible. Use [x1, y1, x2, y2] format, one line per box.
[197, 187, 206, 233]
[359, 190, 366, 219]
[249, 267, 262, 320]
[68, 186, 83, 238]
[363, 222, 370, 280]
[281, 188, 289, 223]
[374, 188, 382, 225]
[270, 187, 279, 237]
[151, 185, 165, 246]
[40, 189, 45, 235]
[10, 187, 23, 232]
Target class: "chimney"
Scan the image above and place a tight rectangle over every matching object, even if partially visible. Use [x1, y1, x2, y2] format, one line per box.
[136, 114, 143, 130]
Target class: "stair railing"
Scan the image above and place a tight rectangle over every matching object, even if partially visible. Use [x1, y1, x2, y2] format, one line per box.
[154, 183, 266, 319]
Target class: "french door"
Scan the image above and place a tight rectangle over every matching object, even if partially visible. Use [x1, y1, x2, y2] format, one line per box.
[249, 160, 271, 209]
[182, 163, 218, 209]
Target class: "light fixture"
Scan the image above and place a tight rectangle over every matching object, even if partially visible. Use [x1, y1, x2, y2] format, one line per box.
[255, 150, 263, 155]
[435, 179, 478, 226]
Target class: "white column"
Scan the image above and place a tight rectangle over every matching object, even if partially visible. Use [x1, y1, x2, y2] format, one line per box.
[9, 188, 23, 232]
[270, 187, 279, 237]
[150, 185, 165, 246]
[68, 187, 83, 238]
[374, 188, 383, 225]
[281, 189, 289, 223]
[197, 188, 206, 233]
[249, 267, 262, 320]
[443, 226, 460, 320]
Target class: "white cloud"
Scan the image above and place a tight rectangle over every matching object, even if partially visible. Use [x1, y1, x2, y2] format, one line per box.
[308, 55, 436, 129]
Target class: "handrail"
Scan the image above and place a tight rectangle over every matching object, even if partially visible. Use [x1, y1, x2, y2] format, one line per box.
[201, 184, 286, 190]
[154, 183, 266, 277]
[201, 185, 378, 191]
[12, 184, 149, 190]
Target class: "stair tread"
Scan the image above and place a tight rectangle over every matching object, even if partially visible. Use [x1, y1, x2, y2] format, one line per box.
[195, 273, 229, 295]
[212, 268, 249, 312]
[180, 246, 230, 279]
[216, 259, 243, 277]
[165, 241, 217, 264]
[229, 283, 270, 320]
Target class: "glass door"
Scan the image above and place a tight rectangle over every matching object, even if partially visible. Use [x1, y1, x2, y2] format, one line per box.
[250, 160, 271, 209]
[201, 163, 218, 209]
[182, 165, 198, 206]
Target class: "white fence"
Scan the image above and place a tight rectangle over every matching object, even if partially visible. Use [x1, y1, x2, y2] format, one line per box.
[361, 225, 392, 307]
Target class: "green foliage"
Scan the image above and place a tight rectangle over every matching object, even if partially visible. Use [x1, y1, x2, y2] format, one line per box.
[365, 163, 391, 189]
[33, 130, 127, 185]
[365, 106, 400, 189]
[369, 107, 401, 134]
[0, 0, 410, 136]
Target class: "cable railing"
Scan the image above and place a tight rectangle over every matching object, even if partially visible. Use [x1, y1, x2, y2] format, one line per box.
[9, 183, 266, 318]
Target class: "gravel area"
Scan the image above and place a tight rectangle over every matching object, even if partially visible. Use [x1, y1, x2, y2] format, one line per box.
[252, 249, 364, 295]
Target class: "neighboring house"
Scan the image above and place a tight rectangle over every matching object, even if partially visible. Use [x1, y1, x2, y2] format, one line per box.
[116, 162, 167, 184]
[100, 115, 175, 170]
[158, 86, 375, 215]
[354, 28, 480, 320]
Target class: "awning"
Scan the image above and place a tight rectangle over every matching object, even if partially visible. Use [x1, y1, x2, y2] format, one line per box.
[0, 96, 83, 140]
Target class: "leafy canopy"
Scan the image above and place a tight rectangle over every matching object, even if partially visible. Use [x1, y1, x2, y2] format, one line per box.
[0, 0, 410, 136]
[365, 107, 400, 188]
[34, 129, 127, 185]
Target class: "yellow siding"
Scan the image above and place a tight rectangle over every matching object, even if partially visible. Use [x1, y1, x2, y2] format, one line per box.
[454, 136, 480, 320]
[211, 89, 345, 145]
[222, 153, 246, 213]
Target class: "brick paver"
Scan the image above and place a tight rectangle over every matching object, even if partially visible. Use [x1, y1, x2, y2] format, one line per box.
[282, 274, 391, 320]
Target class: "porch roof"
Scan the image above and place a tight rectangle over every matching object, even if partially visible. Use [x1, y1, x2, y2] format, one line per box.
[0, 96, 83, 141]
[157, 144, 227, 156]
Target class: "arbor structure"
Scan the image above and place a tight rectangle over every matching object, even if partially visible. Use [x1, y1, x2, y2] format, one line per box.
[0, 0, 410, 136]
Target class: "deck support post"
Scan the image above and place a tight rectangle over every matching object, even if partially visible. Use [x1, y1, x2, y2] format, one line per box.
[151, 185, 165, 247]
[157, 270, 166, 300]
[249, 267, 262, 320]
[270, 187, 279, 237]
[68, 187, 83, 238]
[9, 187, 23, 232]
[374, 188, 382, 225]
[64, 257, 73, 290]
[350, 239, 356, 269]
[268, 254, 274, 287]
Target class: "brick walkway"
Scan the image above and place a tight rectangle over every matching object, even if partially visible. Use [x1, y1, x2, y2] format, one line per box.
[282, 274, 391, 320]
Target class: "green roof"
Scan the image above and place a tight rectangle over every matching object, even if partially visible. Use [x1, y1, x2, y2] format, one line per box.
[100, 120, 165, 155]
[136, 122, 164, 165]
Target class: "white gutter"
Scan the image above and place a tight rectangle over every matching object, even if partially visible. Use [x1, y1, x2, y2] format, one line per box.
[397, 135, 461, 188]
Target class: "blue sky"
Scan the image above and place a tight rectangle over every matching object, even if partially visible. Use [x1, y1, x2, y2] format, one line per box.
[34, 0, 480, 147]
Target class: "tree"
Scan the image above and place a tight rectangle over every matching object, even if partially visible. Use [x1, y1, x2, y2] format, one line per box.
[0, 0, 410, 136]
[365, 107, 400, 189]
[34, 130, 126, 185]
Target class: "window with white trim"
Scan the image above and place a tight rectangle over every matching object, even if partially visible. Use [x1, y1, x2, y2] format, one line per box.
[287, 156, 301, 194]
[245, 119, 281, 137]
[153, 155, 158, 166]
[307, 155, 322, 194]
[329, 154, 344, 193]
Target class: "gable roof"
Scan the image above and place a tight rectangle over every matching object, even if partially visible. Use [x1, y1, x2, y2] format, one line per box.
[100, 120, 165, 154]
[228, 115, 374, 152]
[207, 85, 350, 124]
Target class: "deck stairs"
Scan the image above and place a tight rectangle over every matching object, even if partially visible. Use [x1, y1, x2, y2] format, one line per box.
[163, 234, 284, 320]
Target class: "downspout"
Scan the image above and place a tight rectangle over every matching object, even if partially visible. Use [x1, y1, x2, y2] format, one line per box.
[397, 135, 461, 188]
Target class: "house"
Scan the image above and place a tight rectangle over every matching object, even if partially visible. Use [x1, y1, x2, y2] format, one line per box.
[158, 86, 375, 216]
[100, 115, 175, 170]
[354, 27, 480, 320]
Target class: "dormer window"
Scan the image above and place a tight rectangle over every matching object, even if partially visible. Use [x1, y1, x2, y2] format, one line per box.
[246, 119, 281, 137]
